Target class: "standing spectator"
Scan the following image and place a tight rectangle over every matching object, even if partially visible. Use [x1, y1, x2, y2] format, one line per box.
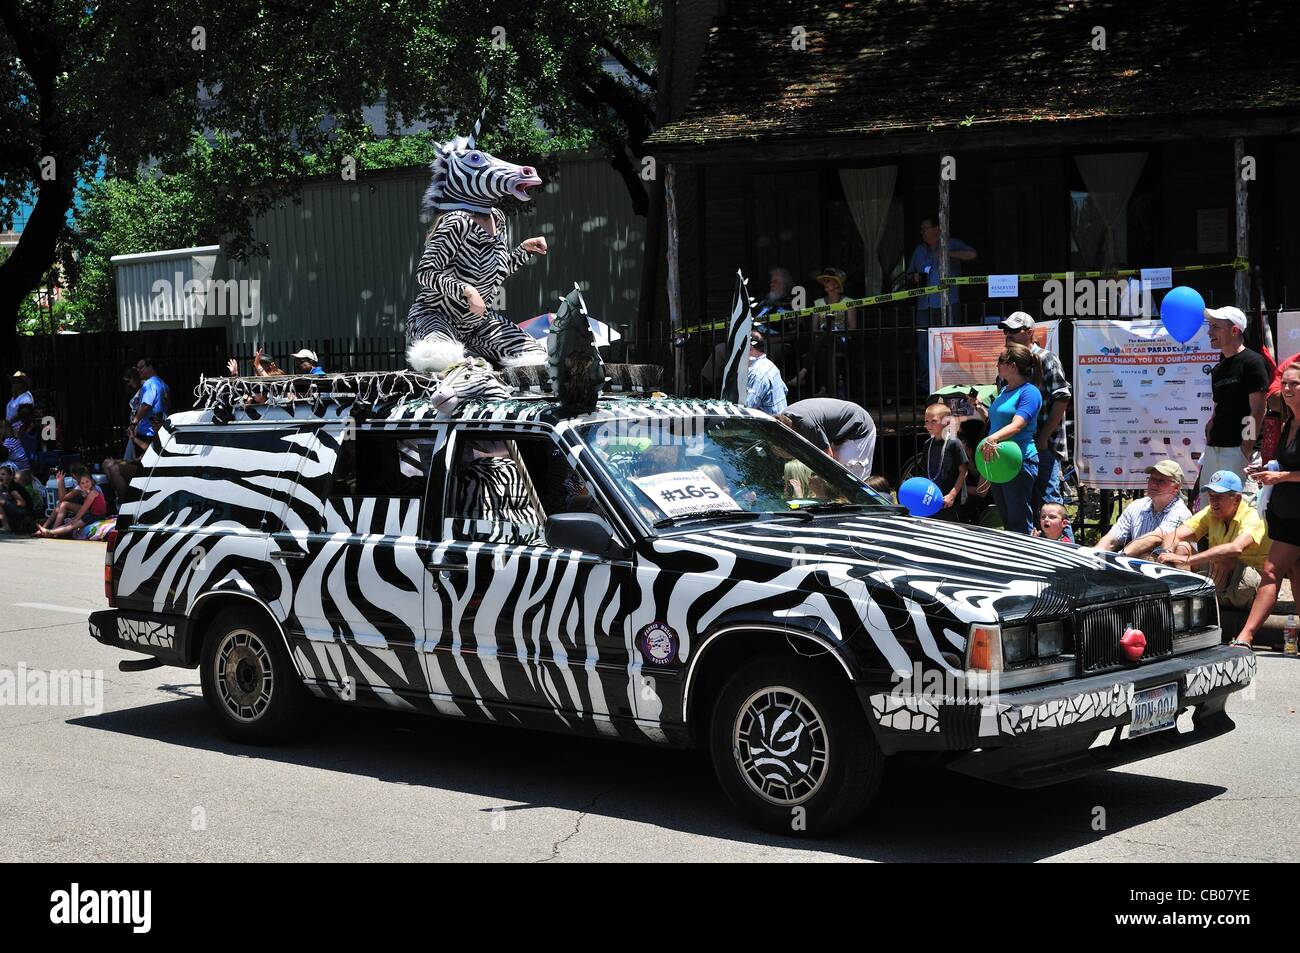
[6, 371, 34, 423]
[920, 402, 969, 520]
[129, 357, 170, 453]
[907, 214, 976, 389]
[1034, 502, 1074, 542]
[120, 366, 142, 461]
[1158, 470, 1270, 613]
[1234, 362, 1300, 647]
[1091, 460, 1192, 558]
[997, 312, 1071, 514]
[1202, 306, 1269, 495]
[36, 470, 108, 538]
[744, 329, 788, 416]
[292, 348, 326, 375]
[776, 397, 877, 479]
[974, 344, 1041, 534]
[802, 267, 856, 396]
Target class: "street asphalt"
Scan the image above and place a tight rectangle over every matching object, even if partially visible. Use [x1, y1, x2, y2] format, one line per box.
[1, 535, 1296, 863]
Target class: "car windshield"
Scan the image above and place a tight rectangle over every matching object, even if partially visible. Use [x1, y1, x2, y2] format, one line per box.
[575, 414, 894, 528]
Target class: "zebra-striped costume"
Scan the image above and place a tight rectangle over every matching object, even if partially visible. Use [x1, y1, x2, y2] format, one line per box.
[405, 133, 547, 373]
[406, 208, 545, 368]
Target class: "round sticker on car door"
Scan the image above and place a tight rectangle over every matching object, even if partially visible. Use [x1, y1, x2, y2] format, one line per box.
[637, 622, 679, 665]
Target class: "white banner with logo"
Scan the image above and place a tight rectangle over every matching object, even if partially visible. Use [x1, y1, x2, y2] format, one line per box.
[1073, 320, 1217, 489]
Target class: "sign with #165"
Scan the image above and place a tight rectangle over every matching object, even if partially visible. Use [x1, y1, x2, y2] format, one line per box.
[630, 470, 742, 518]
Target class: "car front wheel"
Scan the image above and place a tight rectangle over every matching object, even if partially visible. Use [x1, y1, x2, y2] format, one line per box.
[709, 656, 884, 835]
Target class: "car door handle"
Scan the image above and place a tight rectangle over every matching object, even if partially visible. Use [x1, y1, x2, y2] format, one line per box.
[426, 561, 468, 573]
[271, 549, 307, 561]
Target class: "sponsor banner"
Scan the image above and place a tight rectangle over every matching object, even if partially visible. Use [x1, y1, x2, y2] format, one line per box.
[1073, 320, 1216, 489]
[1278, 310, 1300, 364]
[928, 321, 1060, 390]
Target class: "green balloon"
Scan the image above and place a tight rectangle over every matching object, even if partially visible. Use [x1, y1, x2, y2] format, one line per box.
[976, 438, 1024, 484]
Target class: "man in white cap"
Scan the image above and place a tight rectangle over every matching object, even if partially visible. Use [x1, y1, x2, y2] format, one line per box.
[6, 371, 34, 423]
[1092, 459, 1192, 557]
[1202, 305, 1269, 495]
[291, 349, 325, 375]
[997, 311, 1071, 516]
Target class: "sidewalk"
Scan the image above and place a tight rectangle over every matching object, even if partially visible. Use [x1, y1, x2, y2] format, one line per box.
[1220, 579, 1294, 647]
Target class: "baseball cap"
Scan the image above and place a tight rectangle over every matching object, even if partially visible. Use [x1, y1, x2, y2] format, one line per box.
[11, 370, 28, 378]
[1203, 469, 1243, 494]
[1204, 306, 1247, 331]
[1144, 460, 1185, 484]
[291, 348, 319, 363]
[998, 311, 1035, 331]
[816, 267, 847, 287]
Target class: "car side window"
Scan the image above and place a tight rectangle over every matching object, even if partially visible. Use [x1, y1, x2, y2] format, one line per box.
[444, 430, 611, 545]
[320, 429, 432, 535]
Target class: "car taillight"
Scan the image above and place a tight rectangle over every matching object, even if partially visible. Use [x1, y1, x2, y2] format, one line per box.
[104, 527, 119, 607]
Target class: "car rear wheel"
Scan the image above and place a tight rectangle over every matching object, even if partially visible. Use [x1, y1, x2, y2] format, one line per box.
[709, 656, 884, 835]
[200, 607, 314, 744]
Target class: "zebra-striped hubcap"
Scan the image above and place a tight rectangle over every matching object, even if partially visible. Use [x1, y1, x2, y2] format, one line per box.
[733, 687, 829, 806]
[215, 629, 274, 722]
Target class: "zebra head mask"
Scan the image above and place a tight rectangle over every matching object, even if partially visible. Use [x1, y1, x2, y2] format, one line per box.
[422, 133, 542, 215]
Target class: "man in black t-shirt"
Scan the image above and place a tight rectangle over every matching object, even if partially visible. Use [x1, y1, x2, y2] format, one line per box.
[1203, 306, 1270, 497]
[776, 397, 877, 479]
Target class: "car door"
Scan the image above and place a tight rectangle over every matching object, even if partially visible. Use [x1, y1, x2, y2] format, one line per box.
[272, 422, 439, 701]
[422, 424, 638, 726]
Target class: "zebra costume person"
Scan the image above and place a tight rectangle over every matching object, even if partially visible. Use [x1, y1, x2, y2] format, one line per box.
[406, 131, 550, 373]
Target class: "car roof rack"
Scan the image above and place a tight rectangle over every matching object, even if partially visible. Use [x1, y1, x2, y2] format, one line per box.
[194, 364, 663, 411]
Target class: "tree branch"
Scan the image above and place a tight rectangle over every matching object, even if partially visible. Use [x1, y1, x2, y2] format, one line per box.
[595, 34, 656, 91]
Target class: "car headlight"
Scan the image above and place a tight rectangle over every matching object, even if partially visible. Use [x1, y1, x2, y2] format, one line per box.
[1002, 625, 1031, 665]
[1036, 621, 1066, 657]
[1189, 596, 1212, 629]
[1171, 599, 1189, 632]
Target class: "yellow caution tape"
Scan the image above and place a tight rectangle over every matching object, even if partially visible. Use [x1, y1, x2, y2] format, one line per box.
[677, 258, 1248, 336]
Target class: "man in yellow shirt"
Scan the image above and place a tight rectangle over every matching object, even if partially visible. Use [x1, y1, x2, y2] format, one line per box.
[1158, 470, 1270, 611]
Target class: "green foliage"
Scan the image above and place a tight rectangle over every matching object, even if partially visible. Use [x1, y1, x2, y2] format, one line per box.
[1, 0, 660, 343]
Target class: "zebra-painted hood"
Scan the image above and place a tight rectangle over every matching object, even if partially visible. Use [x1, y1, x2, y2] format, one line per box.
[672, 512, 1211, 631]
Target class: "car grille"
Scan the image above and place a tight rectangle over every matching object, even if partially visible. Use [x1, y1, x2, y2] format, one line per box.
[1077, 598, 1173, 674]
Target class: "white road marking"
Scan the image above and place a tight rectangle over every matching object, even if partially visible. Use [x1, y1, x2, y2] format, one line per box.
[13, 602, 94, 617]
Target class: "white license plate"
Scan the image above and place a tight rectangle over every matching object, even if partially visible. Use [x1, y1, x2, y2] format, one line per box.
[1130, 683, 1179, 738]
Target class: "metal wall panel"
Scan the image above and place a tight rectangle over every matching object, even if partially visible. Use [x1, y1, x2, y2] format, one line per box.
[113, 246, 222, 331]
[119, 153, 647, 347]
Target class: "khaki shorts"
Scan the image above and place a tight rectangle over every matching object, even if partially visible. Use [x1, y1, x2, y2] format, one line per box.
[1200, 562, 1262, 610]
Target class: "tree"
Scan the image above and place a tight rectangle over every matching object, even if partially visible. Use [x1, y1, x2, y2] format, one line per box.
[0, 0, 659, 372]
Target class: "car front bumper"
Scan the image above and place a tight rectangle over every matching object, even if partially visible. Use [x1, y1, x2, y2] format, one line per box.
[866, 645, 1256, 787]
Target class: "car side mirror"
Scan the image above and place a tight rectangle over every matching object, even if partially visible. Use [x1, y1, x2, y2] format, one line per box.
[545, 513, 630, 559]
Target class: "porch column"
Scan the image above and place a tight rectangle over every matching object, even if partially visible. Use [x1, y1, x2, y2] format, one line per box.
[665, 162, 684, 393]
[1234, 137, 1250, 308]
[938, 160, 950, 326]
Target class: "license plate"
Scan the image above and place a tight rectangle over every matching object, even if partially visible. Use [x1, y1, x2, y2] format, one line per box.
[1130, 683, 1179, 738]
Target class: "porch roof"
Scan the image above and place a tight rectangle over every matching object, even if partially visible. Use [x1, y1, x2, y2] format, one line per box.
[648, 0, 1300, 162]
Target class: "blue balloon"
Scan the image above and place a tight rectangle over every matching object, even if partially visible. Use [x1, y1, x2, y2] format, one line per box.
[1161, 285, 1206, 343]
[898, 476, 944, 517]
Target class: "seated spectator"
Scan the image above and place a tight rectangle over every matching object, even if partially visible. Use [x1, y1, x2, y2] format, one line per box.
[36, 470, 108, 538]
[1158, 470, 1269, 610]
[1033, 502, 1074, 542]
[1092, 460, 1192, 558]
[3, 419, 32, 472]
[0, 467, 42, 534]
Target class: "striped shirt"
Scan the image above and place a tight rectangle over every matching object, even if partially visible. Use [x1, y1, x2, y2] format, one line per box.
[411, 208, 531, 329]
[1108, 495, 1192, 553]
[746, 355, 788, 415]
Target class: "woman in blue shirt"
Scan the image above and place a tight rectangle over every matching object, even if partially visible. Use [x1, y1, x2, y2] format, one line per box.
[977, 344, 1043, 534]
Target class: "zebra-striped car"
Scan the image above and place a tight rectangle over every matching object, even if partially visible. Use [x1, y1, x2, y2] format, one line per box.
[90, 383, 1255, 834]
